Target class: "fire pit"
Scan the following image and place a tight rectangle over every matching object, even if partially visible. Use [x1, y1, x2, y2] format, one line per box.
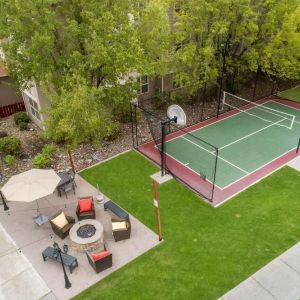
[69, 219, 103, 252]
[77, 224, 96, 238]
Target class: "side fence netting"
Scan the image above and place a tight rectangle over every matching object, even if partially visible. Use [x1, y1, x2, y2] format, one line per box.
[131, 101, 219, 202]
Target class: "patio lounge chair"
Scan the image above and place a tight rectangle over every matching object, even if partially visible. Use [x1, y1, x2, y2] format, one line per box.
[111, 216, 131, 242]
[76, 196, 96, 220]
[86, 243, 112, 273]
[49, 210, 75, 239]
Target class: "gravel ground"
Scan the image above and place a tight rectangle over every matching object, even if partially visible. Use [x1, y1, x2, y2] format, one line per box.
[0, 116, 133, 187]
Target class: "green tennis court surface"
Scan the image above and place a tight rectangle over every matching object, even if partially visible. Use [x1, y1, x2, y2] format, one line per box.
[164, 101, 300, 189]
[278, 86, 300, 103]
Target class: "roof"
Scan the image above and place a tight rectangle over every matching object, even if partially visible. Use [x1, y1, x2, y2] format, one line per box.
[0, 61, 7, 77]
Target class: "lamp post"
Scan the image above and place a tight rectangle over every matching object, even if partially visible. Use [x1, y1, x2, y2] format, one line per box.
[0, 190, 9, 211]
[53, 242, 71, 289]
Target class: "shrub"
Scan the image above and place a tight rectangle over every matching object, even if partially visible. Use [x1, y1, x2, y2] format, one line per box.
[33, 153, 51, 168]
[0, 131, 8, 138]
[0, 136, 21, 155]
[33, 144, 57, 169]
[42, 144, 57, 156]
[5, 155, 16, 166]
[18, 121, 28, 131]
[14, 112, 30, 125]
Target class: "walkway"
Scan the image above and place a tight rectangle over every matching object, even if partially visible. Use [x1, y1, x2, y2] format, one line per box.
[0, 223, 56, 300]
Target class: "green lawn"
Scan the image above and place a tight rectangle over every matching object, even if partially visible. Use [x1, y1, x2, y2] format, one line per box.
[278, 85, 300, 102]
[76, 151, 300, 300]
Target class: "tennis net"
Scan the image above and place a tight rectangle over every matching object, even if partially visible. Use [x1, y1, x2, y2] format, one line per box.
[221, 92, 295, 130]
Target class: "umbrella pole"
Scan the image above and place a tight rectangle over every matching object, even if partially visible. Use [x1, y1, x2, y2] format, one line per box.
[0, 190, 9, 211]
[36, 199, 40, 215]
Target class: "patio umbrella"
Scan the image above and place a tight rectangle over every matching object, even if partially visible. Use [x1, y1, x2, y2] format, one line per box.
[1, 169, 61, 224]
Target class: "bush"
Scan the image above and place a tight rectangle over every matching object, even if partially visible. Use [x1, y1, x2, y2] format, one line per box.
[33, 144, 57, 169]
[0, 131, 8, 138]
[33, 153, 51, 168]
[42, 144, 57, 156]
[0, 136, 21, 155]
[5, 155, 16, 166]
[18, 121, 28, 131]
[14, 112, 30, 125]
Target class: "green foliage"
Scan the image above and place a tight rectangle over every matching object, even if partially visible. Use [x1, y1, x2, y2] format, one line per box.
[33, 153, 51, 169]
[42, 144, 56, 156]
[33, 143, 56, 169]
[18, 121, 28, 131]
[4, 154, 15, 166]
[0, 136, 21, 155]
[13, 112, 30, 125]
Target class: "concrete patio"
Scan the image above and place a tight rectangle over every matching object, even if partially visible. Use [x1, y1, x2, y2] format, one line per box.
[0, 174, 160, 300]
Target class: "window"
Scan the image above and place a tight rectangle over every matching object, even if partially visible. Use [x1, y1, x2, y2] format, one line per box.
[139, 76, 149, 94]
[24, 94, 41, 120]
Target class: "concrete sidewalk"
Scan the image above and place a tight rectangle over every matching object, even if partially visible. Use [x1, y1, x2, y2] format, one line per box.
[288, 156, 300, 172]
[219, 242, 300, 300]
[0, 223, 56, 300]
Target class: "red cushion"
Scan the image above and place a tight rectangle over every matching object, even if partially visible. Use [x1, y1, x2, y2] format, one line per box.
[92, 250, 110, 261]
[79, 199, 92, 212]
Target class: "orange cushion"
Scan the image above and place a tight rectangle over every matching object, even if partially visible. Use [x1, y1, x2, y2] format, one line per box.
[92, 250, 110, 261]
[79, 199, 92, 212]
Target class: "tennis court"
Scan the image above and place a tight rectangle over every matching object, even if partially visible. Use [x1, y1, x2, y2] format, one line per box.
[137, 95, 300, 205]
[164, 99, 300, 189]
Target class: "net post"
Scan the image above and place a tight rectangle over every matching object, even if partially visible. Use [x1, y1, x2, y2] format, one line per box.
[130, 102, 135, 148]
[297, 138, 300, 153]
[160, 122, 166, 176]
[211, 148, 219, 202]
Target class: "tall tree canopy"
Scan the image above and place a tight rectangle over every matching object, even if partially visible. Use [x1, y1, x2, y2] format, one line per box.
[0, 0, 171, 169]
[171, 0, 300, 94]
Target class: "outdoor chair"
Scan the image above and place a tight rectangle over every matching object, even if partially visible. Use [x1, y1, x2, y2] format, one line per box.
[49, 210, 75, 239]
[86, 243, 112, 273]
[76, 196, 96, 220]
[111, 216, 131, 242]
[67, 169, 77, 187]
[58, 181, 76, 198]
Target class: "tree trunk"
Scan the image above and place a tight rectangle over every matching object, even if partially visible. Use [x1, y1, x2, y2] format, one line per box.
[67, 148, 76, 172]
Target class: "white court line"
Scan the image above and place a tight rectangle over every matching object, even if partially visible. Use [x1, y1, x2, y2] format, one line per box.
[215, 146, 300, 207]
[218, 118, 286, 151]
[162, 99, 276, 146]
[181, 135, 249, 175]
[267, 101, 300, 125]
[181, 136, 215, 154]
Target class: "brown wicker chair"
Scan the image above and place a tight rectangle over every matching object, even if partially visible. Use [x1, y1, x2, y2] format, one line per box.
[86, 244, 112, 273]
[76, 196, 96, 220]
[49, 210, 75, 239]
[111, 216, 131, 242]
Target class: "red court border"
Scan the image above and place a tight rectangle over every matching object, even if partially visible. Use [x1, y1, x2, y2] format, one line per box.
[137, 96, 300, 206]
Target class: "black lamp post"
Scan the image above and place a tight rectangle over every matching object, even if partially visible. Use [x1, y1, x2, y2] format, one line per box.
[53, 242, 71, 289]
[0, 190, 9, 211]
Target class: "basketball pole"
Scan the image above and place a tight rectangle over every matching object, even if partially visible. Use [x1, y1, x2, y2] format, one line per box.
[296, 138, 300, 153]
[152, 179, 163, 241]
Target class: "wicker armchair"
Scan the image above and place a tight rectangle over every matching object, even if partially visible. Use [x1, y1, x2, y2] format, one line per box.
[111, 216, 131, 242]
[76, 196, 96, 220]
[86, 244, 112, 273]
[49, 210, 75, 239]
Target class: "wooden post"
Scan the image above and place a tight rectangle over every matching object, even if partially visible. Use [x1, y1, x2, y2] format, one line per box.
[152, 179, 162, 241]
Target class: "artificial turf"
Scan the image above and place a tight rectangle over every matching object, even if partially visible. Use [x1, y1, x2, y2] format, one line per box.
[278, 85, 300, 102]
[76, 150, 300, 300]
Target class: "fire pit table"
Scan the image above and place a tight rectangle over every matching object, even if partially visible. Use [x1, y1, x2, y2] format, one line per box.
[69, 219, 104, 252]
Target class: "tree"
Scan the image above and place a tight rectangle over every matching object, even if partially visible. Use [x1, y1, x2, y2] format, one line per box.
[0, 0, 171, 170]
[171, 0, 300, 96]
